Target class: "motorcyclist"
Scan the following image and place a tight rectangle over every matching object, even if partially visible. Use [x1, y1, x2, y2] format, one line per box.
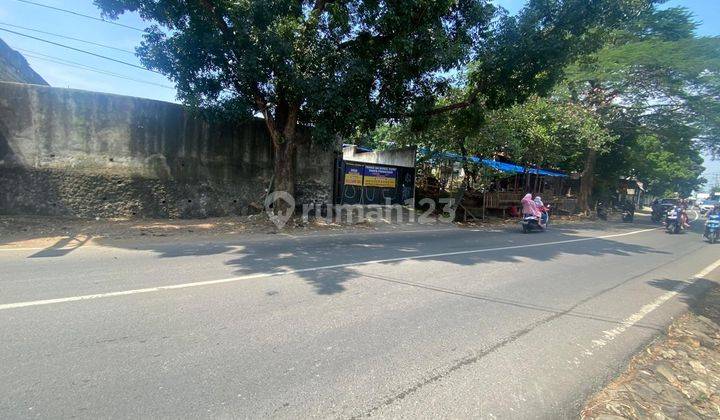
[521, 193, 542, 221]
[534, 196, 549, 226]
[704, 203, 720, 242]
[709, 203, 720, 217]
[620, 199, 635, 222]
[624, 199, 635, 214]
[666, 203, 688, 230]
[596, 200, 608, 220]
[680, 199, 690, 228]
[650, 198, 662, 222]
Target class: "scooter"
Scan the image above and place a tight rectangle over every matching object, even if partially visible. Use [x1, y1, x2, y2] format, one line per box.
[651, 207, 664, 223]
[665, 207, 682, 234]
[704, 214, 720, 244]
[622, 208, 634, 223]
[521, 207, 549, 233]
[596, 202, 608, 221]
[521, 215, 545, 233]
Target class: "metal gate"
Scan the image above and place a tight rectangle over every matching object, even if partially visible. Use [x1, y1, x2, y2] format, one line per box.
[334, 159, 415, 206]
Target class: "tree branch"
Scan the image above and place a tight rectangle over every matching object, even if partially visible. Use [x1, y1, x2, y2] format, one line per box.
[312, 0, 332, 13]
[383, 88, 481, 119]
[196, 0, 282, 145]
[425, 89, 480, 116]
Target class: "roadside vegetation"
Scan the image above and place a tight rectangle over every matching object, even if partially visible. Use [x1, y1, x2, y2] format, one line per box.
[90, 0, 720, 211]
[356, 4, 720, 207]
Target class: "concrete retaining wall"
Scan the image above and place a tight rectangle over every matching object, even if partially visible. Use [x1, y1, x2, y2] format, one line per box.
[0, 82, 335, 218]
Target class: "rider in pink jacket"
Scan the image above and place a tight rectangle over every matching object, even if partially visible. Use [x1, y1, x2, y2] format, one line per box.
[521, 193, 541, 218]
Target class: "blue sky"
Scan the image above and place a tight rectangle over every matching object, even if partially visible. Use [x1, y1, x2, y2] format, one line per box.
[2, 0, 716, 102]
[0, 0, 718, 186]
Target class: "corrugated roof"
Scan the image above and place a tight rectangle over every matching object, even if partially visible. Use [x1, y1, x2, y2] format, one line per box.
[418, 148, 568, 178]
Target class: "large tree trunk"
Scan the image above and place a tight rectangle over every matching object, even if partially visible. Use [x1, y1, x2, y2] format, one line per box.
[457, 142, 474, 187]
[578, 148, 597, 213]
[261, 98, 299, 217]
[272, 139, 296, 210]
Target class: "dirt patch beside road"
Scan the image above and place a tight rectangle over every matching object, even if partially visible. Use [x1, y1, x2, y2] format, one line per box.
[0, 213, 441, 249]
[582, 284, 720, 419]
[0, 212, 600, 250]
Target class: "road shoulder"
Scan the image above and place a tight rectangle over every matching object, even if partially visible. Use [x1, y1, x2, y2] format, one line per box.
[0, 212, 599, 250]
[582, 278, 720, 419]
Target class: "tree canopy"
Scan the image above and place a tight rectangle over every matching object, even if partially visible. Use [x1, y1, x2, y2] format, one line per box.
[563, 6, 720, 202]
[96, 0, 494, 144]
[95, 0, 656, 203]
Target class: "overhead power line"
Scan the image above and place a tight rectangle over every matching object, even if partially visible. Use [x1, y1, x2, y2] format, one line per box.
[13, 0, 144, 31]
[0, 28, 161, 74]
[0, 22, 136, 54]
[19, 49, 174, 89]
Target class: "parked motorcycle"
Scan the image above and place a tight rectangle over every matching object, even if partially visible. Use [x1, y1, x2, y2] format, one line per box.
[665, 207, 683, 234]
[596, 202, 608, 221]
[621, 202, 635, 223]
[651, 206, 665, 223]
[622, 209, 634, 222]
[704, 214, 720, 244]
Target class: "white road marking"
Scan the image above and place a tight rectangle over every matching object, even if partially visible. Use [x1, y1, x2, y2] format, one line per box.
[581, 257, 720, 355]
[0, 228, 657, 311]
[692, 209, 700, 222]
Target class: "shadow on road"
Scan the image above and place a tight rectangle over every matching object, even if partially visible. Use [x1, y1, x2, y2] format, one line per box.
[27, 234, 92, 258]
[218, 224, 668, 295]
[648, 277, 720, 314]
[13, 215, 702, 300]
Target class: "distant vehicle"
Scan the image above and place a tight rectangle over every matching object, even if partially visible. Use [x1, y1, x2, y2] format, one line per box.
[652, 198, 678, 222]
[620, 200, 635, 222]
[699, 200, 719, 215]
[596, 201, 608, 221]
[622, 207, 634, 223]
[665, 206, 683, 234]
[704, 213, 720, 244]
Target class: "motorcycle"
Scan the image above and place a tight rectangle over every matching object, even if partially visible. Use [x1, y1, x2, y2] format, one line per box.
[596, 202, 608, 221]
[665, 207, 683, 234]
[704, 214, 720, 244]
[622, 207, 634, 223]
[521, 206, 549, 233]
[521, 215, 546, 233]
[651, 206, 664, 223]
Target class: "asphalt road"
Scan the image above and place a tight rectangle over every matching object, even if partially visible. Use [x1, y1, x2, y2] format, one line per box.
[1, 215, 719, 419]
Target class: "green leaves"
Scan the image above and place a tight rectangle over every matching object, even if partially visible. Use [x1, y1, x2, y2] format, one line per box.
[475, 97, 615, 171]
[95, 0, 496, 146]
[468, 0, 654, 110]
[560, 5, 719, 197]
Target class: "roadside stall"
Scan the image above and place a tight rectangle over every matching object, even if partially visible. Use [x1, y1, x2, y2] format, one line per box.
[417, 149, 575, 220]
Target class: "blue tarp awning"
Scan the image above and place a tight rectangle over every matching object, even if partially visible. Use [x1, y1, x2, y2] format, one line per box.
[418, 148, 568, 178]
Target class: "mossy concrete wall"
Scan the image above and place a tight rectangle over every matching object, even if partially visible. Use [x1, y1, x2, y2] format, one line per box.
[0, 82, 335, 218]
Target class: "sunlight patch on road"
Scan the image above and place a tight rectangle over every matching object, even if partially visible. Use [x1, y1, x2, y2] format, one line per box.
[570, 257, 720, 365]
